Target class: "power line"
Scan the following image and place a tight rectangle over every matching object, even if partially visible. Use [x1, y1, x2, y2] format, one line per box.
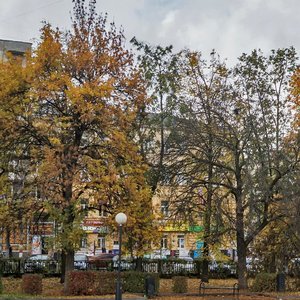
[0, 0, 67, 23]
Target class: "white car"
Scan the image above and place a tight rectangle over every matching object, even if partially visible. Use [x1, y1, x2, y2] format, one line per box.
[74, 254, 88, 270]
[24, 255, 50, 272]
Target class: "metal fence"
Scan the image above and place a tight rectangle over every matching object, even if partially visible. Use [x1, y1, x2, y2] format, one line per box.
[0, 258, 202, 276]
[4, 258, 290, 278]
[0, 259, 61, 276]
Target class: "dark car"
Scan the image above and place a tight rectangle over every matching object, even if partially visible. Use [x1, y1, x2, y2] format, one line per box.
[87, 253, 115, 270]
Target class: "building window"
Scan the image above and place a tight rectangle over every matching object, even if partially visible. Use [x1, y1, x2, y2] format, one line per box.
[80, 199, 88, 216]
[80, 236, 87, 248]
[161, 201, 169, 217]
[99, 205, 108, 217]
[177, 235, 185, 249]
[98, 236, 106, 249]
[161, 236, 168, 249]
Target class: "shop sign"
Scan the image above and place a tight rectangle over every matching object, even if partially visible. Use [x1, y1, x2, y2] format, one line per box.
[188, 225, 203, 232]
[82, 225, 108, 234]
[164, 224, 188, 232]
[83, 219, 104, 226]
[193, 241, 204, 258]
[161, 224, 203, 232]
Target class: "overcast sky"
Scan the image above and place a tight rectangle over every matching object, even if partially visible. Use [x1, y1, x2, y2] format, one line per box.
[0, 0, 299, 65]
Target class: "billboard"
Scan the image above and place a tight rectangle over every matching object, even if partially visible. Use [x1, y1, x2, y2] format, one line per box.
[31, 235, 42, 255]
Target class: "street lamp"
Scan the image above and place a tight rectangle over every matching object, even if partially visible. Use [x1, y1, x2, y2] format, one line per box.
[115, 212, 127, 300]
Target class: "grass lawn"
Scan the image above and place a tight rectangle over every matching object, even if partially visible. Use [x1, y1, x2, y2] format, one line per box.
[0, 277, 299, 299]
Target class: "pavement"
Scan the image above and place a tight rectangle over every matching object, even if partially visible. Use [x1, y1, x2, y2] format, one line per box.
[0, 294, 146, 300]
[33, 298, 145, 300]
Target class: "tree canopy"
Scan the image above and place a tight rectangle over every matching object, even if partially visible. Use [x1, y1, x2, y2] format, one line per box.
[0, 0, 157, 284]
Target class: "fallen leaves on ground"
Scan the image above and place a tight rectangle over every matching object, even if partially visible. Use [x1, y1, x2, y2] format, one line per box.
[2, 277, 300, 299]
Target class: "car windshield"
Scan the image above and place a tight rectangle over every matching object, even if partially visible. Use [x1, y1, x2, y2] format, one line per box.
[29, 255, 49, 260]
[88, 253, 115, 260]
[74, 255, 87, 261]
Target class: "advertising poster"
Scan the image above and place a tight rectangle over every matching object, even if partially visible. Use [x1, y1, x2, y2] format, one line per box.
[31, 235, 42, 255]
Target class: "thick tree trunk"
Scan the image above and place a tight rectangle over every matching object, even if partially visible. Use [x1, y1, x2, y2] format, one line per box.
[63, 249, 75, 292]
[202, 186, 212, 282]
[135, 257, 143, 272]
[201, 244, 209, 282]
[60, 176, 76, 287]
[268, 253, 276, 273]
[201, 124, 214, 282]
[236, 193, 248, 289]
[5, 228, 12, 258]
[60, 252, 66, 284]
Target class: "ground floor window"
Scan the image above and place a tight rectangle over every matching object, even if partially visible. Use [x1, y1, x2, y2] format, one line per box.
[177, 235, 185, 249]
[80, 236, 87, 248]
[161, 236, 168, 249]
[98, 236, 106, 250]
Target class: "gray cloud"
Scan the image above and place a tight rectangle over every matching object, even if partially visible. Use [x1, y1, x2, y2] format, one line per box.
[0, 0, 299, 64]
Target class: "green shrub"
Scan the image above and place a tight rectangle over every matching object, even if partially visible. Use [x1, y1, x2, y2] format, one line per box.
[172, 276, 187, 293]
[122, 271, 159, 294]
[94, 272, 116, 295]
[66, 270, 95, 295]
[21, 274, 43, 295]
[123, 271, 145, 293]
[251, 273, 276, 292]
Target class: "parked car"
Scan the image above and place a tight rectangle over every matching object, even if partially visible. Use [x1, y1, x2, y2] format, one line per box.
[87, 253, 115, 270]
[112, 256, 134, 271]
[209, 260, 237, 277]
[74, 254, 87, 270]
[24, 254, 51, 273]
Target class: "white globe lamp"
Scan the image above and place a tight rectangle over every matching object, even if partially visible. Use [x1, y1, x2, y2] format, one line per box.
[115, 212, 127, 225]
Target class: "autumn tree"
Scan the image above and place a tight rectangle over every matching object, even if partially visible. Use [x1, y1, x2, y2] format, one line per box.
[167, 47, 299, 289]
[131, 38, 179, 192]
[164, 49, 230, 281]
[227, 48, 299, 287]
[0, 0, 157, 285]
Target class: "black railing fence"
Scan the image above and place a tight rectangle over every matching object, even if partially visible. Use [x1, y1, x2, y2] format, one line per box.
[3, 258, 298, 278]
[0, 258, 61, 276]
[0, 258, 240, 277]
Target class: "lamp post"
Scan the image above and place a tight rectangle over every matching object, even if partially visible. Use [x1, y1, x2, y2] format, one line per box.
[115, 212, 127, 300]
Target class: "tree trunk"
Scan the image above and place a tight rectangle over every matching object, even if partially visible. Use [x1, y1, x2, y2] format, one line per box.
[202, 184, 212, 282]
[5, 228, 12, 258]
[268, 253, 276, 273]
[135, 257, 143, 272]
[63, 249, 75, 291]
[236, 194, 248, 289]
[201, 118, 214, 283]
[201, 244, 209, 282]
[60, 178, 76, 287]
[60, 252, 66, 284]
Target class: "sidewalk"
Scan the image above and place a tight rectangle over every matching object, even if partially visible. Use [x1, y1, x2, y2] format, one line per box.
[35, 295, 146, 300]
[0, 294, 146, 300]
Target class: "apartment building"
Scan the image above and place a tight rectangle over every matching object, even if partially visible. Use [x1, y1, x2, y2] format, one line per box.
[0, 39, 33, 257]
[0, 39, 31, 62]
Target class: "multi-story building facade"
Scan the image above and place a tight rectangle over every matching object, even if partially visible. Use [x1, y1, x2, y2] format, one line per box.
[0, 39, 33, 257]
[0, 39, 31, 62]
[150, 188, 204, 259]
